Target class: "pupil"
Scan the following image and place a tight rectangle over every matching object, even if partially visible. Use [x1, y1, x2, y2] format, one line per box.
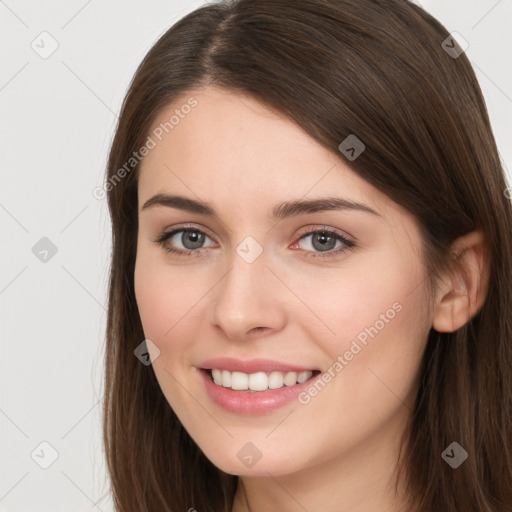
[312, 232, 335, 251]
[182, 230, 205, 249]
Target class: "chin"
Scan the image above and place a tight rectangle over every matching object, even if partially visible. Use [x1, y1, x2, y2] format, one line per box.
[200, 444, 305, 477]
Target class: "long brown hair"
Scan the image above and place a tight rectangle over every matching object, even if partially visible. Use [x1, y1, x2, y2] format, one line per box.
[102, 0, 512, 510]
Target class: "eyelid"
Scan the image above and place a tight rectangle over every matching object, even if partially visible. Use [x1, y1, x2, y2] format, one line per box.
[153, 223, 218, 243]
[153, 223, 356, 258]
[294, 224, 354, 241]
[154, 223, 353, 243]
[291, 225, 356, 258]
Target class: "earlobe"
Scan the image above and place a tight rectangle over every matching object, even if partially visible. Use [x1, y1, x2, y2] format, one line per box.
[432, 230, 490, 333]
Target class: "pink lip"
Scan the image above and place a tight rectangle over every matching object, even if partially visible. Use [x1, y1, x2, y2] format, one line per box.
[196, 359, 320, 415]
[199, 357, 316, 374]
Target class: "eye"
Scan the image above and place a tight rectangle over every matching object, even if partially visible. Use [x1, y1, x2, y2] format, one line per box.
[153, 226, 216, 256]
[291, 227, 356, 258]
[153, 225, 356, 259]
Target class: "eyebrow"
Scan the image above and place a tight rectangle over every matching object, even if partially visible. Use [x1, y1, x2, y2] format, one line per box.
[141, 194, 381, 219]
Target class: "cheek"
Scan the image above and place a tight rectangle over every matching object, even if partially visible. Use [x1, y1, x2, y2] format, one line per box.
[134, 251, 202, 345]
[288, 251, 429, 399]
[284, 252, 426, 349]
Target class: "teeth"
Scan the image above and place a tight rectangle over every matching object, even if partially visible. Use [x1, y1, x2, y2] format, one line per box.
[268, 371, 284, 389]
[284, 371, 297, 386]
[297, 371, 311, 383]
[209, 369, 313, 391]
[212, 369, 222, 385]
[221, 369, 231, 388]
[231, 371, 249, 390]
[249, 372, 268, 391]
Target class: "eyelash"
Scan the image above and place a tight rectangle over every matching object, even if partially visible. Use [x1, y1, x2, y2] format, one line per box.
[152, 224, 356, 259]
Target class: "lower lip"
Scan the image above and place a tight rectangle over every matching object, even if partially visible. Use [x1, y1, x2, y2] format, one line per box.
[198, 369, 318, 415]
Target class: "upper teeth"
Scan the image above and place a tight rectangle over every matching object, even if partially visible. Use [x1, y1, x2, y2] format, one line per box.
[210, 369, 313, 391]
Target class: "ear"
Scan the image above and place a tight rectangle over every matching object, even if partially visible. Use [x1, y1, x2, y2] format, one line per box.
[432, 230, 490, 333]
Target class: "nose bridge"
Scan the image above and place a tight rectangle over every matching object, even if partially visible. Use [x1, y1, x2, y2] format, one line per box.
[211, 239, 286, 339]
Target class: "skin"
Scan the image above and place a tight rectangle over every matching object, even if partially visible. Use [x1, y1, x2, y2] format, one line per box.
[134, 86, 488, 512]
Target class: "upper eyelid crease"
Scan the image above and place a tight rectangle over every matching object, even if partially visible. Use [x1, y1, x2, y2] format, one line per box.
[140, 194, 381, 219]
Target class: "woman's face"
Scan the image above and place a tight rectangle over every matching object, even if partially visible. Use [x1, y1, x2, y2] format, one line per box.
[134, 86, 433, 477]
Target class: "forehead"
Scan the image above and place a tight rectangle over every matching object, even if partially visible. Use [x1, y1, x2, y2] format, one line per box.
[137, 86, 398, 220]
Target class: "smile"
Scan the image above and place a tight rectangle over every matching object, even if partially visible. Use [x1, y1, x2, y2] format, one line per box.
[197, 358, 322, 414]
[209, 369, 318, 391]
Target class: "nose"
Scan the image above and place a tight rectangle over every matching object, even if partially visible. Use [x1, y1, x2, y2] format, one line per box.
[210, 247, 287, 341]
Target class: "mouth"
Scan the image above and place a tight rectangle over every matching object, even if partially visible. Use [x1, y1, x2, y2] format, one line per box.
[197, 357, 323, 414]
[203, 368, 321, 392]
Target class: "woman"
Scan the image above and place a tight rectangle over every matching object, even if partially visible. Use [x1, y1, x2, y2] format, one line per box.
[102, 0, 512, 510]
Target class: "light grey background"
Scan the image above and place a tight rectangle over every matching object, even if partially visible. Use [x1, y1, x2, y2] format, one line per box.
[1, 1, 510, 511]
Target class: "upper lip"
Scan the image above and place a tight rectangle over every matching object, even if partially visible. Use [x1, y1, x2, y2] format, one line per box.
[199, 357, 317, 374]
